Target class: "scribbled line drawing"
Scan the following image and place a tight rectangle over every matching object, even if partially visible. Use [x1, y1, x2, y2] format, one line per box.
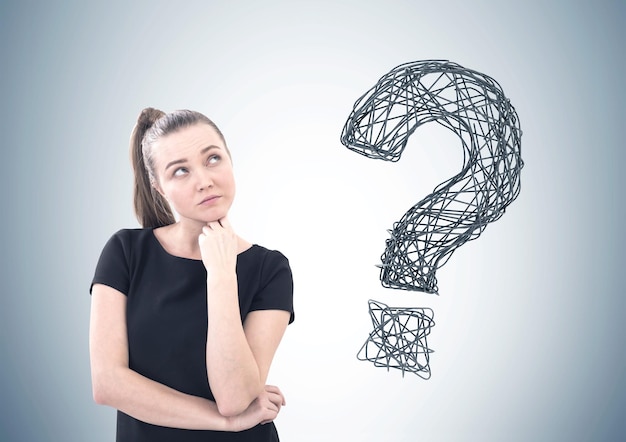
[341, 59, 524, 294]
[357, 300, 435, 379]
[343, 60, 523, 377]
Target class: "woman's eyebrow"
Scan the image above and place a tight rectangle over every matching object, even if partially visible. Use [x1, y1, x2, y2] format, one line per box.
[165, 158, 186, 171]
[164, 146, 222, 171]
[200, 145, 221, 154]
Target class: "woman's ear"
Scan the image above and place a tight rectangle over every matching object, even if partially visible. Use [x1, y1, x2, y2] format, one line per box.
[152, 180, 166, 199]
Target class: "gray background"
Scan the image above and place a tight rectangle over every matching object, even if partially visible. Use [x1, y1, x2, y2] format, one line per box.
[1, 0, 624, 441]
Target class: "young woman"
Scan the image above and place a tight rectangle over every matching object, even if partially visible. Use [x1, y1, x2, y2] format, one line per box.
[89, 108, 294, 441]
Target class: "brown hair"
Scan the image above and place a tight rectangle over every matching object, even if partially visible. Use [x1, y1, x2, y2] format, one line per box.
[129, 108, 228, 228]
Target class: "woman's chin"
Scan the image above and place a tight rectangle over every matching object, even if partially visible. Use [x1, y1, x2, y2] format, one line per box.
[176, 206, 230, 226]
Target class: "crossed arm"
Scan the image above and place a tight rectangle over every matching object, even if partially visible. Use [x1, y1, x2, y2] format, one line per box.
[89, 283, 290, 431]
[204, 274, 291, 416]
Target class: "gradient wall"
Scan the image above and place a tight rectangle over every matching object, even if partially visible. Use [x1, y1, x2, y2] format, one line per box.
[1, 1, 624, 440]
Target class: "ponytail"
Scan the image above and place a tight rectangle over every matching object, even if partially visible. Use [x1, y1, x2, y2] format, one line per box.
[130, 107, 176, 228]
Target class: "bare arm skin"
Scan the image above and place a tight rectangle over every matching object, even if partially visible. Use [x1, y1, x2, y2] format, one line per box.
[206, 281, 291, 416]
[200, 218, 291, 416]
[89, 283, 281, 431]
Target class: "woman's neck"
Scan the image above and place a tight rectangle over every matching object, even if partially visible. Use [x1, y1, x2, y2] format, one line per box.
[156, 220, 204, 260]
[156, 219, 252, 259]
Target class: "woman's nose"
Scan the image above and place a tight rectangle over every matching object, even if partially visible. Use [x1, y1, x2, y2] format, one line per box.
[197, 169, 214, 190]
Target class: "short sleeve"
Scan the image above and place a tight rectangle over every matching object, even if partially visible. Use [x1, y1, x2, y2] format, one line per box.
[250, 250, 294, 324]
[90, 230, 131, 296]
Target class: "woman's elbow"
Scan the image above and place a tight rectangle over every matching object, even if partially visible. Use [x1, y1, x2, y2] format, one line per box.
[215, 397, 252, 417]
[91, 369, 119, 406]
[211, 378, 263, 417]
[92, 380, 110, 406]
[214, 386, 263, 417]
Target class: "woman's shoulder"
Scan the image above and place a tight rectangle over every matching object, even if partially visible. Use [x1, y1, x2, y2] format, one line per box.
[244, 243, 288, 261]
[101, 227, 156, 253]
[241, 244, 291, 278]
[109, 227, 154, 241]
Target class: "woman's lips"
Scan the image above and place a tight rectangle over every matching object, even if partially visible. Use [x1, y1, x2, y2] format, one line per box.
[199, 195, 220, 205]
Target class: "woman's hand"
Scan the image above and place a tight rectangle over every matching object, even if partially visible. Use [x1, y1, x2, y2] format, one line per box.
[198, 216, 238, 280]
[228, 385, 286, 432]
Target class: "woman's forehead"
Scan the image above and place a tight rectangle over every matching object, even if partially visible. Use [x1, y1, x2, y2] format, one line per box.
[155, 124, 226, 155]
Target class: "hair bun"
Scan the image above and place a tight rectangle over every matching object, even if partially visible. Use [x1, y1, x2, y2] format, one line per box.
[137, 107, 165, 130]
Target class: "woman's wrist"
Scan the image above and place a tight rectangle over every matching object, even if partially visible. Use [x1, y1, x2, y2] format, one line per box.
[206, 273, 237, 293]
[222, 414, 243, 432]
[203, 403, 236, 432]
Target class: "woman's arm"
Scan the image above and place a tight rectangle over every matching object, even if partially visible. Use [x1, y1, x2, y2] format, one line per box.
[200, 218, 292, 416]
[89, 283, 280, 431]
[206, 276, 291, 416]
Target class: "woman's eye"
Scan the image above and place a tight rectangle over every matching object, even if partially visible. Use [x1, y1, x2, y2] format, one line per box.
[173, 167, 188, 177]
[208, 154, 221, 165]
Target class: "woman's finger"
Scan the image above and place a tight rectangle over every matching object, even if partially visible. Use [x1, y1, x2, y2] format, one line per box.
[218, 216, 231, 229]
[265, 385, 286, 405]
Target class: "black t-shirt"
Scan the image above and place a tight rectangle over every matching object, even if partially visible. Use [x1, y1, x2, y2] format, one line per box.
[91, 228, 294, 442]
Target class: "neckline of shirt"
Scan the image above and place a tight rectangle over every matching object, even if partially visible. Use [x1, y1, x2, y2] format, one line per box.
[149, 228, 257, 262]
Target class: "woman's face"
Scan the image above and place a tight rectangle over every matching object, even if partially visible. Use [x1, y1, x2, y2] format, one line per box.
[152, 123, 235, 225]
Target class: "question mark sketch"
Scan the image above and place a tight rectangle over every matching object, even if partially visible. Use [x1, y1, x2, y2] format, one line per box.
[357, 299, 435, 379]
[343, 60, 523, 376]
